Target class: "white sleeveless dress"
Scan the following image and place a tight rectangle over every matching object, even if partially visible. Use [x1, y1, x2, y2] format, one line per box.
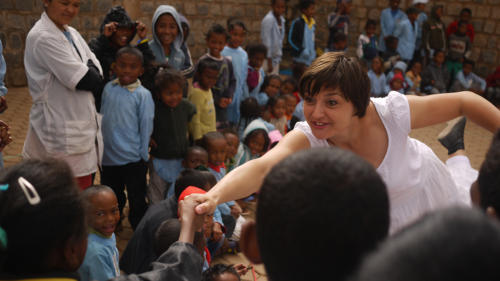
[294, 91, 477, 233]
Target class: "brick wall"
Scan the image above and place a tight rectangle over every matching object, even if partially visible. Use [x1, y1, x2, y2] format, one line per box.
[1, 0, 499, 87]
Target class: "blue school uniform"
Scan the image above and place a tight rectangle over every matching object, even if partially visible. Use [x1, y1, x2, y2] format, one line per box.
[289, 15, 316, 66]
[368, 70, 387, 97]
[394, 18, 418, 61]
[222, 46, 248, 124]
[79, 232, 120, 281]
[379, 8, 407, 52]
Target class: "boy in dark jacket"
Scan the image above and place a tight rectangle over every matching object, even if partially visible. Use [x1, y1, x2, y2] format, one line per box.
[288, 0, 316, 81]
[422, 5, 446, 62]
[421, 49, 450, 94]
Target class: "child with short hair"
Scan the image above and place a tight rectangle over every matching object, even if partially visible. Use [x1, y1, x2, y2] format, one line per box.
[100, 47, 154, 230]
[289, 0, 316, 81]
[367, 56, 387, 97]
[257, 74, 281, 107]
[238, 148, 389, 281]
[446, 20, 471, 79]
[280, 77, 298, 96]
[446, 8, 475, 43]
[283, 94, 297, 122]
[389, 72, 405, 94]
[148, 68, 197, 203]
[202, 264, 241, 281]
[450, 60, 486, 94]
[201, 132, 228, 183]
[379, 0, 406, 52]
[326, 0, 351, 51]
[197, 24, 236, 129]
[246, 43, 267, 100]
[381, 36, 401, 71]
[330, 32, 348, 52]
[422, 5, 446, 59]
[406, 60, 422, 94]
[421, 49, 450, 94]
[357, 19, 378, 63]
[261, 0, 286, 74]
[222, 128, 240, 172]
[222, 19, 249, 125]
[394, 7, 419, 62]
[266, 95, 287, 136]
[189, 59, 219, 141]
[183, 146, 209, 170]
[79, 185, 121, 281]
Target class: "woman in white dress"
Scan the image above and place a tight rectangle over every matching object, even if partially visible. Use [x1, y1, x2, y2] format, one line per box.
[192, 52, 500, 233]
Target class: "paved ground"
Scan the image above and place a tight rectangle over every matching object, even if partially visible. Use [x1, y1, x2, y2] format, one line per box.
[3, 87, 495, 281]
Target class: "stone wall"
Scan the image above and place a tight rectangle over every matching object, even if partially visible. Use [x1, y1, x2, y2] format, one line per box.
[1, 0, 499, 87]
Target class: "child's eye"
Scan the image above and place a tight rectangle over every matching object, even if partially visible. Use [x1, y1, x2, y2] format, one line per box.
[96, 211, 104, 217]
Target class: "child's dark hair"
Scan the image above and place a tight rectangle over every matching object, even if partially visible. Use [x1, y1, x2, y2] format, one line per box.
[478, 130, 500, 214]
[262, 74, 282, 93]
[174, 169, 209, 199]
[187, 145, 207, 157]
[385, 35, 398, 46]
[116, 46, 144, 64]
[154, 218, 206, 257]
[298, 0, 315, 11]
[200, 131, 226, 151]
[333, 32, 348, 44]
[463, 59, 475, 68]
[351, 207, 500, 281]
[222, 126, 238, 137]
[206, 24, 229, 41]
[154, 67, 185, 97]
[406, 6, 419, 15]
[196, 59, 220, 78]
[365, 19, 377, 29]
[300, 52, 371, 117]
[244, 129, 270, 152]
[433, 49, 446, 57]
[460, 7, 472, 16]
[227, 17, 248, 32]
[201, 171, 217, 189]
[246, 43, 268, 59]
[202, 263, 241, 281]
[283, 77, 298, 92]
[81, 185, 115, 209]
[266, 95, 285, 110]
[257, 148, 389, 281]
[0, 159, 86, 274]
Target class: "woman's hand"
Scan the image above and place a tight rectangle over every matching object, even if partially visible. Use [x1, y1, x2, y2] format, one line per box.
[191, 192, 219, 216]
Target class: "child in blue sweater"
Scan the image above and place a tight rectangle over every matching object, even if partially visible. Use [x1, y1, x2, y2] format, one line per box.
[100, 47, 154, 229]
[289, 0, 316, 81]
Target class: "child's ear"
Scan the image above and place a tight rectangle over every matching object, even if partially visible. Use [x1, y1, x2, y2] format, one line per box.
[240, 220, 262, 264]
[486, 207, 498, 220]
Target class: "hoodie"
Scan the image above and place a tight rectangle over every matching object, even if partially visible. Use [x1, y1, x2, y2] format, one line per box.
[149, 5, 187, 72]
[234, 118, 270, 167]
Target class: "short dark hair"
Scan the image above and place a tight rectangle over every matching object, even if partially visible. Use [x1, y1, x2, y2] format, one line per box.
[299, 52, 371, 117]
[298, 0, 315, 11]
[365, 19, 377, 29]
[227, 18, 247, 32]
[261, 74, 282, 93]
[186, 145, 207, 157]
[154, 67, 185, 97]
[200, 131, 226, 152]
[239, 97, 262, 121]
[333, 32, 347, 43]
[257, 148, 389, 281]
[406, 6, 419, 15]
[173, 169, 209, 199]
[462, 58, 475, 68]
[433, 49, 446, 57]
[154, 218, 181, 257]
[385, 35, 398, 45]
[351, 207, 500, 281]
[0, 159, 86, 274]
[206, 24, 229, 41]
[196, 58, 220, 78]
[460, 7, 472, 16]
[266, 95, 285, 109]
[246, 43, 268, 59]
[116, 46, 144, 64]
[478, 130, 500, 213]
[202, 264, 241, 281]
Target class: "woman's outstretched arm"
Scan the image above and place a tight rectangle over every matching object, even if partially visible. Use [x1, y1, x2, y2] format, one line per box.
[193, 130, 311, 215]
[408, 91, 500, 132]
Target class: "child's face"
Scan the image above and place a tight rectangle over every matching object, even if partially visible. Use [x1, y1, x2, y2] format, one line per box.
[88, 191, 120, 237]
[463, 63, 473, 76]
[248, 132, 266, 155]
[408, 12, 418, 22]
[393, 69, 403, 75]
[272, 0, 286, 16]
[265, 78, 281, 97]
[435, 7, 443, 18]
[114, 53, 144, 86]
[228, 25, 246, 49]
[199, 68, 219, 90]
[333, 40, 347, 51]
[460, 11, 471, 22]
[372, 58, 382, 73]
[285, 96, 296, 116]
[390, 0, 400, 9]
[411, 62, 422, 75]
[366, 24, 376, 36]
[387, 39, 398, 51]
[280, 81, 295, 95]
[434, 52, 445, 65]
[207, 33, 227, 58]
[302, 4, 315, 18]
[160, 82, 183, 108]
[110, 26, 134, 48]
[224, 133, 239, 159]
[183, 149, 208, 169]
[207, 138, 227, 166]
[155, 14, 179, 47]
[391, 79, 403, 90]
[249, 52, 266, 69]
[271, 98, 286, 118]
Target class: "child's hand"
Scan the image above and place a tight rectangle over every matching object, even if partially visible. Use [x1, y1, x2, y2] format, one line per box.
[150, 138, 158, 149]
[136, 21, 147, 40]
[178, 195, 205, 243]
[212, 222, 223, 242]
[103, 22, 118, 37]
[233, 264, 250, 276]
[0, 97, 8, 114]
[230, 203, 242, 218]
[218, 97, 232, 108]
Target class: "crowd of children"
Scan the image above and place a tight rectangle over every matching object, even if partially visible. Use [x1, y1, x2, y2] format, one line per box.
[1, 0, 500, 280]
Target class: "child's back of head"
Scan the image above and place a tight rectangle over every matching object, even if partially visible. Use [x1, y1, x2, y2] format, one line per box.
[154, 218, 206, 258]
[351, 207, 500, 281]
[202, 263, 241, 281]
[248, 147, 389, 281]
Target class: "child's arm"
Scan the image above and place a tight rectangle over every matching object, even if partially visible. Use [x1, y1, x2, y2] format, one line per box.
[188, 89, 203, 141]
[288, 18, 305, 56]
[139, 90, 155, 162]
[408, 91, 500, 132]
[455, 71, 469, 89]
[191, 129, 311, 216]
[472, 73, 487, 92]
